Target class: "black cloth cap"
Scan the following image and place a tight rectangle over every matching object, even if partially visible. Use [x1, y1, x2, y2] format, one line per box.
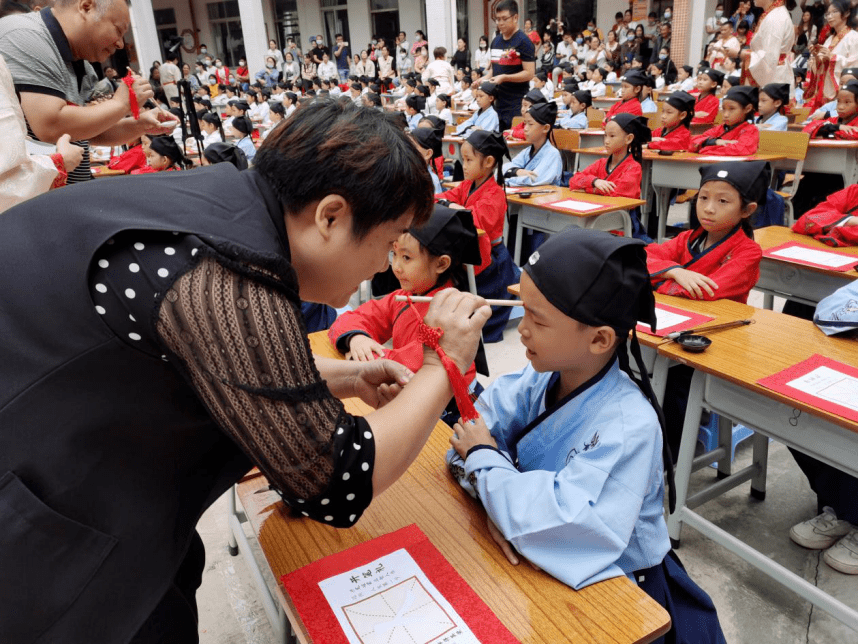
[761, 83, 789, 105]
[842, 80, 858, 97]
[406, 79, 417, 88]
[412, 126, 443, 158]
[622, 69, 648, 86]
[699, 160, 771, 205]
[794, 68, 807, 81]
[610, 113, 652, 143]
[524, 88, 548, 105]
[528, 101, 558, 126]
[573, 89, 592, 106]
[350, 83, 362, 91]
[203, 142, 249, 170]
[232, 115, 253, 135]
[465, 129, 509, 161]
[427, 78, 440, 86]
[421, 114, 447, 135]
[700, 68, 725, 84]
[234, 100, 250, 112]
[665, 91, 696, 114]
[724, 85, 758, 109]
[478, 81, 499, 97]
[562, 80, 579, 93]
[409, 205, 482, 266]
[523, 228, 656, 332]
[725, 74, 741, 86]
[405, 94, 426, 111]
[148, 136, 183, 164]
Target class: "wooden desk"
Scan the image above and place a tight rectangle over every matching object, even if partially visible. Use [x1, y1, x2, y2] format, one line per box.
[593, 96, 620, 110]
[662, 307, 858, 631]
[803, 139, 858, 186]
[506, 186, 645, 264]
[754, 226, 858, 308]
[230, 331, 671, 644]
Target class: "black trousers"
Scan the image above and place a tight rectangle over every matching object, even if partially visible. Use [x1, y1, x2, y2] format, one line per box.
[130, 532, 206, 644]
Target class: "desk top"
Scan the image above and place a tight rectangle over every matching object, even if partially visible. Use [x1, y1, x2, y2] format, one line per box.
[506, 185, 646, 218]
[443, 135, 527, 148]
[569, 148, 786, 164]
[807, 139, 858, 149]
[755, 226, 858, 280]
[239, 332, 671, 644]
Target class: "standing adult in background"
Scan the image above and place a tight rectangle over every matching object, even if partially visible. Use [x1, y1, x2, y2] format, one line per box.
[739, 0, 797, 92]
[0, 0, 177, 184]
[410, 30, 427, 57]
[474, 34, 491, 73]
[704, 3, 726, 56]
[284, 38, 303, 65]
[266, 39, 284, 71]
[334, 33, 350, 84]
[484, 0, 535, 132]
[804, 0, 858, 109]
[523, 18, 541, 49]
[795, 9, 819, 56]
[160, 52, 181, 103]
[731, 0, 756, 29]
[451, 38, 470, 71]
[650, 22, 672, 65]
[311, 35, 330, 66]
[396, 31, 409, 59]
[196, 43, 209, 64]
[642, 11, 659, 60]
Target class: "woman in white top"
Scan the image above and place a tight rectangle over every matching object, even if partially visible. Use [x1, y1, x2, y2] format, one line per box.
[266, 40, 284, 71]
[604, 30, 620, 64]
[473, 36, 491, 73]
[805, 0, 858, 110]
[318, 53, 337, 81]
[584, 36, 606, 67]
[707, 22, 741, 71]
[795, 9, 818, 56]
[282, 52, 300, 83]
[356, 50, 376, 78]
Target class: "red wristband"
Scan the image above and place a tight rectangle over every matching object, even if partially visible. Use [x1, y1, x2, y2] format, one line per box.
[49, 152, 68, 189]
[123, 73, 139, 120]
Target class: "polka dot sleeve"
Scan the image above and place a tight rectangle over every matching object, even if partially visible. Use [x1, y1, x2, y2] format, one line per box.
[89, 232, 375, 528]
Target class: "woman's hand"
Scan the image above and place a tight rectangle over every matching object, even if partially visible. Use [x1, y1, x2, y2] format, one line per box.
[450, 414, 496, 458]
[56, 134, 83, 172]
[422, 289, 491, 373]
[346, 335, 386, 361]
[350, 359, 414, 408]
[664, 267, 718, 299]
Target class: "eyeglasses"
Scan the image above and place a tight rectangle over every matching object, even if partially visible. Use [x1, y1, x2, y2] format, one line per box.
[824, 11, 841, 18]
[495, 14, 515, 23]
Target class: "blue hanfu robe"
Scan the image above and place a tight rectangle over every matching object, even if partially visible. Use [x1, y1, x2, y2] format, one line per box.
[455, 105, 499, 135]
[815, 281, 858, 336]
[236, 136, 256, 162]
[559, 110, 588, 130]
[755, 112, 789, 131]
[407, 111, 424, 131]
[641, 97, 658, 113]
[447, 358, 728, 644]
[428, 164, 443, 194]
[502, 142, 563, 187]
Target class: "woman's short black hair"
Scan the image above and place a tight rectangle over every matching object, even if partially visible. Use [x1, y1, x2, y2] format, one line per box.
[254, 99, 434, 239]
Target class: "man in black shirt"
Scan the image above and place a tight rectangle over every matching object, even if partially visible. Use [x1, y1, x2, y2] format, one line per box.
[482, 0, 535, 132]
[311, 34, 331, 65]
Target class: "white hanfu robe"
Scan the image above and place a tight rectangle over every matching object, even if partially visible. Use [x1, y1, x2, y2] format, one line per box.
[446, 358, 671, 590]
[746, 5, 795, 92]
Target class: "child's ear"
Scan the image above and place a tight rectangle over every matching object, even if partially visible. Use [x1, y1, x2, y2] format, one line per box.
[590, 326, 617, 355]
[745, 104, 754, 117]
[625, 131, 635, 146]
[434, 254, 452, 275]
[743, 201, 759, 217]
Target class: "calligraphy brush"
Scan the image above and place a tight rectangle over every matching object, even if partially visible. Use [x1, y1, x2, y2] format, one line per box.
[394, 295, 523, 307]
[658, 319, 755, 345]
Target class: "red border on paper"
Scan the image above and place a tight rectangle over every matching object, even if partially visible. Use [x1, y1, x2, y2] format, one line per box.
[757, 353, 858, 424]
[636, 302, 715, 337]
[281, 524, 519, 644]
[763, 241, 858, 273]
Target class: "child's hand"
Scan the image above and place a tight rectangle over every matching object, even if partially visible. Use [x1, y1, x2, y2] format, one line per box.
[840, 124, 858, 135]
[592, 179, 615, 194]
[649, 137, 665, 143]
[694, 111, 710, 119]
[450, 414, 496, 459]
[487, 515, 519, 565]
[517, 169, 539, 179]
[842, 216, 858, 227]
[346, 335, 386, 361]
[664, 267, 718, 299]
[714, 139, 736, 146]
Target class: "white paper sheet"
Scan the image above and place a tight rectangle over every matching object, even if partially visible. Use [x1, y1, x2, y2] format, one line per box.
[25, 138, 56, 156]
[770, 245, 858, 269]
[318, 548, 480, 644]
[549, 199, 603, 212]
[786, 365, 858, 412]
[694, 156, 750, 162]
[642, 307, 692, 332]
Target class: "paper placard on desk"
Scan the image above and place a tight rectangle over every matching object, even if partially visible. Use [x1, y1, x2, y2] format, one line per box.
[694, 155, 751, 162]
[635, 303, 714, 337]
[764, 241, 858, 272]
[758, 354, 858, 423]
[505, 186, 532, 194]
[544, 198, 604, 212]
[281, 524, 519, 644]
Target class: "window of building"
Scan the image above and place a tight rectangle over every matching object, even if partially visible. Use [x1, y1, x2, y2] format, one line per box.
[456, 0, 468, 43]
[274, 0, 302, 56]
[154, 8, 178, 62]
[370, 0, 399, 45]
[321, 0, 350, 55]
[207, 0, 243, 67]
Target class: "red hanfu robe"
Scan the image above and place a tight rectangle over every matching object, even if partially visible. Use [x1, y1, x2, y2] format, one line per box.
[802, 112, 858, 140]
[690, 120, 760, 156]
[648, 125, 693, 151]
[646, 226, 762, 303]
[792, 184, 858, 247]
[690, 93, 719, 125]
[435, 177, 506, 273]
[506, 120, 526, 141]
[605, 98, 643, 119]
[568, 153, 642, 199]
[328, 282, 476, 384]
[107, 145, 147, 174]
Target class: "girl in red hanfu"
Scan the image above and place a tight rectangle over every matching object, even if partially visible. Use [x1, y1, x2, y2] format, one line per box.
[131, 136, 192, 175]
[647, 160, 767, 304]
[648, 91, 694, 151]
[691, 68, 723, 125]
[793, 183, 858, 247]
[803, 81, 858, 140]
[329, 206, 482, 422]
[434, 130, 520, 343]
[604, 68, 646, 119]
[690, 85, 760, 156]
[107, 136, 148, 174]
[654, 160, 768, 463]
[568, 112, 651, 199]
[504, 89, 546, 141]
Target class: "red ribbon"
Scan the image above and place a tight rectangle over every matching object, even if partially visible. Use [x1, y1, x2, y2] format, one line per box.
[123, 73, 139, 120]
[407, 295, 478, 423]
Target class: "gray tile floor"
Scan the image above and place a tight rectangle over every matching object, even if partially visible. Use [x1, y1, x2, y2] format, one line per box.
[195, 204, 858, 644]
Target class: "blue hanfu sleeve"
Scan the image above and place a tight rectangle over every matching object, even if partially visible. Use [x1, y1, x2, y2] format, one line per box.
[455, 113, 477, 135]
[504, 144, 563, 187]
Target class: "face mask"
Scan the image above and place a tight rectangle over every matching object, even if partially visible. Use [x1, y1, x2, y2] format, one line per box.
[316, 40, 322, 46]
[576, 37, 584, 45]
[480, 43, 487, 49]
[659, 53, 668, 60]
[372, 39, 377, 45]
[200, 48, 207, 54]
[715, 10, 723, 18]
[588, 26, 595, 32]
[229, 76, 236, 82]
[665, 11, 672, 19]
[267, 63, 274, 69]
[196, 67, 202, 73]
[215, 61, 223, 68]
[239, 61, 246, 66]
[627, 34, 635, 42]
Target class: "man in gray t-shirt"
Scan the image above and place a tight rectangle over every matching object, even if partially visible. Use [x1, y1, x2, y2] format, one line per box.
[0, 0, 175, 183]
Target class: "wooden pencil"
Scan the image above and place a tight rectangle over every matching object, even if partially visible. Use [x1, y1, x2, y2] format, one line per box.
[394, 295, 524, 307]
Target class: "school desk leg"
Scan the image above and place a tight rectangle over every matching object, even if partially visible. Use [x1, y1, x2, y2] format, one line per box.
[715, 414, 733, 480]
[762, 292, 774, 310]
[668, 368, 706, 549]
[650, 355, 669, 405]
[513, 213, 525, 266]
[656, 187, 670, 243]
[227, 485, 239, 556]
[750, 430, 769, 501]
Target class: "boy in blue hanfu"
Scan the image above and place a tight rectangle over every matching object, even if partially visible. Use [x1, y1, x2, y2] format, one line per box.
[446, 228, 727, 644]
